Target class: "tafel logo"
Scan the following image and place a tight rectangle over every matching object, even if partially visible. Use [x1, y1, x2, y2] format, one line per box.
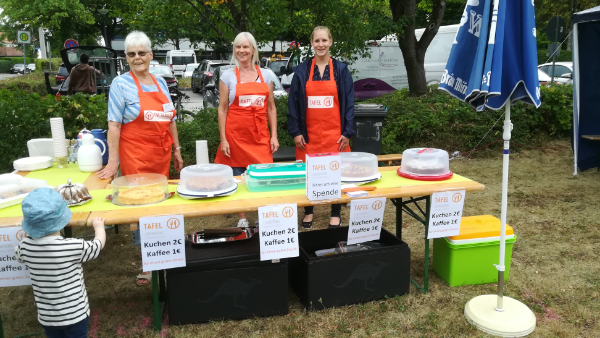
[452, 193, 463, 203]
[324, 97, 333, 107]
[329, 161, 339, 171]
[255, 97, 265, 106]
[166, 218, 180, 229]
[16, 230, 26, 241]
[145, 111, 154, 120]
[372, 200, 383, 210]
[282, 207, 294, 218]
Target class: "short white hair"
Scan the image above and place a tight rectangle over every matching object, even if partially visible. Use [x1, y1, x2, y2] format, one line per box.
[124, 31, 152, 53]
[231, 32, 259, 67]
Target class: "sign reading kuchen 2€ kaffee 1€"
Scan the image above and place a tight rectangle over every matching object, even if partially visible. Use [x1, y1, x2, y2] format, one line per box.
[140, 215, 186, 271]
[306, 153, 341, 201]
[347, 197, 386, 245]
[259, 203, 299, 261]
[427, 190, 466, 239]
[0, 227, 31, 287]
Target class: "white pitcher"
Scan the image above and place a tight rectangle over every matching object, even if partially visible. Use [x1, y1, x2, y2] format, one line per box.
[78, 134, 105, 172]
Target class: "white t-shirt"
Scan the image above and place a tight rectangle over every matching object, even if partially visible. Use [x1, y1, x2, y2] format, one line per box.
[220, 68, 275, 106]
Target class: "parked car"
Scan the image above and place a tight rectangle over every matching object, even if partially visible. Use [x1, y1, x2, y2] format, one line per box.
[191, 59, 229, 94]
[55, 63, 70, 86]
[203, 66, 286, 108]
[538, 68, 571, 85]
[266, 57, 289, 80]
[150, 60, 159, 65]
[183, 63, 199, 78]
[538, 62, 573, 84]
[166, 50, 196, 77]
[27, 64, 36, 72]
[149, 65, 178, 88]
[9, 64, 28, 74]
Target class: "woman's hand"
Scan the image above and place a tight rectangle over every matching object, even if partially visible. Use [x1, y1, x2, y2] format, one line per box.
[220, 140, 231, 157]
[96, 161, 119, 180]
[294, 135, 306, 151]
[173, 150, 184, 172]
[270, 137, 280, 153]
[337, 135, 350, 152]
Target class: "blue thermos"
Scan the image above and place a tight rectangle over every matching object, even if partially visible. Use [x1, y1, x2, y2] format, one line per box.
[90, 129, 109, 165]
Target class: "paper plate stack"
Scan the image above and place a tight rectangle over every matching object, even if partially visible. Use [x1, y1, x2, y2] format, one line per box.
[13, 156, 53, 171]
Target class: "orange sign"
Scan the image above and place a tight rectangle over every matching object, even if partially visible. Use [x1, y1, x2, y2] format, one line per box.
[282, 206, 294, 218]
[16, 230, 25, 241]
[372, 200, 383, 210]
[329, 161, 340, 171]
[452, 193, 463, 203]
[166, 218, 181, 229]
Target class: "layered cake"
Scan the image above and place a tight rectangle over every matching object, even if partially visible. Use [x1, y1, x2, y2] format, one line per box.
[185, 176, 233, 192]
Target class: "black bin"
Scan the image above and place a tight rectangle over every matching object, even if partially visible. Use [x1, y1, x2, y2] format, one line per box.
[167, 235, 289, 325]
[289, 227, 410, 310]
[352, 104, 388, 155]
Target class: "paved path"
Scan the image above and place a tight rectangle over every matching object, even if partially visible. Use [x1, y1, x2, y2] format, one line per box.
[181, 90, 204, 112]
[0, 73, 19, 81]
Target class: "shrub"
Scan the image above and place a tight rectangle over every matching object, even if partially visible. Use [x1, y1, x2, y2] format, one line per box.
[0, 60, 13, 73]
[0, 73, 48, 96]
[364, 84, 573, 155]
[35, 58, 63, 73]
[0, 89, 108, 173]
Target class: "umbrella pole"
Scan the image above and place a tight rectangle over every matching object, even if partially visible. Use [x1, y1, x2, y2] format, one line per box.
[496, 104, 511, 311]
[463, 104, 536, 337]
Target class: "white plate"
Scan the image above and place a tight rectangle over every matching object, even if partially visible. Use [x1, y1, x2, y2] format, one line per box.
[342, 172, 382, 185]
[177, 183, 238, 199]
[13, 157, 53, 171]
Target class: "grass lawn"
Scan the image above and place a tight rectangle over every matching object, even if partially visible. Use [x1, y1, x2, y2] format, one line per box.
[1, 138, 598, 337]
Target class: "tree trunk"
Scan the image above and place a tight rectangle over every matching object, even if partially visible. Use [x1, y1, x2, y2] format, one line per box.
[390, 0, 446, 96]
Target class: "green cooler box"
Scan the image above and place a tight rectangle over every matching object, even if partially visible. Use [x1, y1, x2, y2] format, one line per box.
[433, 215, 516, 287]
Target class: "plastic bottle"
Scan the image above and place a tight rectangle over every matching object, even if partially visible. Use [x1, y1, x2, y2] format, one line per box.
[334, 241, 384, 254]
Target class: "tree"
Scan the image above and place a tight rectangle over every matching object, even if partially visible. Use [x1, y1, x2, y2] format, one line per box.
[389, 0, 448, 96]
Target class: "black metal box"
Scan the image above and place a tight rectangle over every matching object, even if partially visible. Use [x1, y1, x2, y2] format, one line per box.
[289, 227, 410, 310]
[352, 103, 388, 155]
[167, 235, 289, 325]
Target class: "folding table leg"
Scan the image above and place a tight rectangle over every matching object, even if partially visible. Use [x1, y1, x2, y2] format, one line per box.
[152, 271, 161, 331]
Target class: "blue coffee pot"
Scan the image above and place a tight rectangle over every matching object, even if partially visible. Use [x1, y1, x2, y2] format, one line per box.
[90, 129, 109, 165]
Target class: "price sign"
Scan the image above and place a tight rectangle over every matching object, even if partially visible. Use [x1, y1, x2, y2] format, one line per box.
[259, 203, 299, 261]
[140, 215, 186, 271]
[427, 190, 466, 239]
[0, 227, 31, 287]
[347, 197, 386, 245]
[306, 153, 341, 201]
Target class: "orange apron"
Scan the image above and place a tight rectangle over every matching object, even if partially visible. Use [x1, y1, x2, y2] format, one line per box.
[119, 73, 175, 177]
[215, 65, 272, 167]
[296, 58, 350, 162]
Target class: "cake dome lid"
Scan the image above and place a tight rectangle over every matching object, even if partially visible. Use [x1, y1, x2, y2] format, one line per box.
[181, 164, 232, 176]
[341, 152, 377, 162]
[111, 173, 167, 187]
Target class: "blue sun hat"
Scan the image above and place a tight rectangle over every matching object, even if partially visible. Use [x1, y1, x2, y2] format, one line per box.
[21, 188, 72, 239]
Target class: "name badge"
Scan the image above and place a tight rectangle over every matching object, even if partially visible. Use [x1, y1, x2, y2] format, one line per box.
[307, 96, 334, 109]
[239, 95, 266, 107]
[163, 102, 175, 112]
[144, 110, 173, 122]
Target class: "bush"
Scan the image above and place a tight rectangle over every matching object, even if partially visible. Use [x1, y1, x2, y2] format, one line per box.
[0, 89, 108, 173]
[35, 58, 63, 73]
[364, 84, 573, 155]
[538, 48, 572, 64]
[0, 60, 13, 73]
[178, 77, 191, 88]
[0, 73, 48, 96]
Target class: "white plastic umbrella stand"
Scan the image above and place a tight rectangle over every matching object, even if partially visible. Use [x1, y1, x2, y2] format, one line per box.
[464, 104, 536, 337]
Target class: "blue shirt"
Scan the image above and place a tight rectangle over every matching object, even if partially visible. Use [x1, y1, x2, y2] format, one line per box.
[108, 73, 175, 124]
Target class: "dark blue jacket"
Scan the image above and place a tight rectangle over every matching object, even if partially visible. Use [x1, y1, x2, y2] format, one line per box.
[287, 57, 355, 143]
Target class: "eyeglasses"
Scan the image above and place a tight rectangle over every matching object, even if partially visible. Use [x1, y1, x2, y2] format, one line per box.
[126, 51, 148, 57]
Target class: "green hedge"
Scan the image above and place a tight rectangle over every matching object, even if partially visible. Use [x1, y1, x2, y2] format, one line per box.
[35, 58, 63, 73]
[0, 89, 107, 173]
[0, 60, 13, 73]
[364, 84, 573, 155]
[0, 73, 49, 96]
[538, 48, 572, 64]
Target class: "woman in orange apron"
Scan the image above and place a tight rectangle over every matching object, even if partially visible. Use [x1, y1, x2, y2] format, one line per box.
[287, 26, 356, 230]
[98, 31, 184, 286]
[215, 32, 279, 227]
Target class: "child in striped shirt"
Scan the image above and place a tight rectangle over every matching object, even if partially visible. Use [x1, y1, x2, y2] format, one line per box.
[14, 188, 106, 338]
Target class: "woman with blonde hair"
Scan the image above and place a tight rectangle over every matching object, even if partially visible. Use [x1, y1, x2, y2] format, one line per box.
[287, 26, 356, 229]
[215, 31, 279, 227]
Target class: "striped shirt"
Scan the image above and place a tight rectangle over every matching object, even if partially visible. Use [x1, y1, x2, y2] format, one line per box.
[108, 72, 175, 124]
[14, 236, 102, 326]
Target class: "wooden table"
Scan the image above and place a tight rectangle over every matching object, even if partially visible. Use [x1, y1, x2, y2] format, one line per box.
[1, 166, 484, 332]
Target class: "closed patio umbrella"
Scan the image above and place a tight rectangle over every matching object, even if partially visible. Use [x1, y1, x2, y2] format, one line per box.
[439, 0, 540, 336]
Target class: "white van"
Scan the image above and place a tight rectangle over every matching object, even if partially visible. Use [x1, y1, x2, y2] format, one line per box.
[166, 50, 196, 77]
[281, 24, 458, 99]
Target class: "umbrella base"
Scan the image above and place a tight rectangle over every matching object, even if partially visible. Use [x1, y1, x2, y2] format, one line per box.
[464, 295, 536, 337]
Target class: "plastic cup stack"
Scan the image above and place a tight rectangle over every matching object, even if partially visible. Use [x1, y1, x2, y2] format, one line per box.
[50, 117, 68, 168]
[196, 140, 209, 165]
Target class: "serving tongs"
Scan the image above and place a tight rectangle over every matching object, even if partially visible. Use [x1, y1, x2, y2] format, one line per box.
[187, 227, 258, 245]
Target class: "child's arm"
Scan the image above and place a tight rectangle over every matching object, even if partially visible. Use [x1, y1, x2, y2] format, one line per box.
[92, 217, 106, 249]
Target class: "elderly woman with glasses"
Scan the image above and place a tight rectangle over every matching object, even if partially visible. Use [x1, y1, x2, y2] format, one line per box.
[97, 31, 184, 180]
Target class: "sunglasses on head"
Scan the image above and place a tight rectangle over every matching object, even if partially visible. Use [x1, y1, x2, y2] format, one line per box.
[126, 51, 148, 57]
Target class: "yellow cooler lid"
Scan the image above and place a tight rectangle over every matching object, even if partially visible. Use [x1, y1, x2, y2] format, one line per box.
[448, 215, 514, 240]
